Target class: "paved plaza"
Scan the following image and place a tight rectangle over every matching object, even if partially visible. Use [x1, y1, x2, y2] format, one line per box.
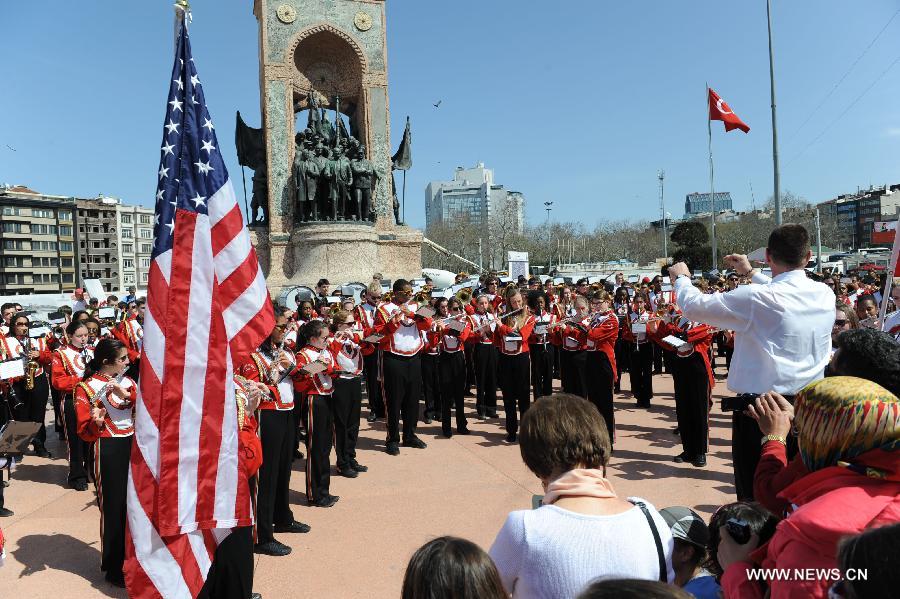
[1, 369, 736, 598]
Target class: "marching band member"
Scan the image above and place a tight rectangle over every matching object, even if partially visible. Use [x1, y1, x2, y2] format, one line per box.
[112, 298, 143, 381]
[612, 287, 632, 393]
[494, 288, 535, 443]
[294, 319, 339, 507]
[372, 279, 433, 456]
[422, 297, 446, 424]
[239, 309, 309, 557]
[470, 294, 499, 419]
[437, 297, 471, 438]
[355, 282, 384, 422]
[51, 320, 95, 490]
[328, 310, 368, 478]
[74, 338, 136, 588]
[7, 313, 54, 457]
[648, 307, 714, 468]
[622, 294, 654, 408]
[527, 290, 555, 401]
[584, 291, 619, 440]
[555, 295, 591, 397]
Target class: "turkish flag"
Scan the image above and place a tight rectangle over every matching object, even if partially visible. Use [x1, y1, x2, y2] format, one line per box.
[709, 88, 750, 133]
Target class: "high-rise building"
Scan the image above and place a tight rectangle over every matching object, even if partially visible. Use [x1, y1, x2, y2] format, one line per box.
[425, 163, 525, 234]
[817, 184, 900, 248]
[76, 196, 122, 294]
[116, 203, 155, 291]
[0, 185, 77, 295]
[684, 192, 733, 216]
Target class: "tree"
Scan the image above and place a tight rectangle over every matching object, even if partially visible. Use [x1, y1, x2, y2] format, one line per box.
[670, 221, 711, 270]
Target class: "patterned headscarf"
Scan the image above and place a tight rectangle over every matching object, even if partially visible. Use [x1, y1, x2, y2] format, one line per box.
[794, 376, 899, 473]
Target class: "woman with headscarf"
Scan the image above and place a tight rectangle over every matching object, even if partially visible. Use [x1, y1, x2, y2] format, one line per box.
[717, 376, 900, 599]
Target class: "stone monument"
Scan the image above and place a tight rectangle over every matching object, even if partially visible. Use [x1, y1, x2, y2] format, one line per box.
[246, 0, 422, 289]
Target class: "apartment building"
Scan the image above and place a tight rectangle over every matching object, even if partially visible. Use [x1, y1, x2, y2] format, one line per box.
[116, 203, 155, 291]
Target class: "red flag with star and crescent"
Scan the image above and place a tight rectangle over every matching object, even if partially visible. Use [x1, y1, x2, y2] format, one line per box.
[708, 88, 750, 133]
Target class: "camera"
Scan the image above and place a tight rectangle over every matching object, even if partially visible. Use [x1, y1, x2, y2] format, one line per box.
[721, 393, 759, 413]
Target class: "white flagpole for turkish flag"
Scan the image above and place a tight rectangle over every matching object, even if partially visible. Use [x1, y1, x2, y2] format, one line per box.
[877, 224, 900, 330]
[707, 83, 717, 269]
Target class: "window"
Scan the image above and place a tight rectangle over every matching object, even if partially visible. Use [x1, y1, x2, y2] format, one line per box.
[92, 241, 101, 249]
[122, 229, 132, 238]
[123, 258, 134, 268]
[4, 274, 16, 284]
[140, 257, 150, 268]
[141, 271, 148, 283]
[62, 273, 73, 283]
[60, 241, 73, 252]
[33, 241, 58, 251]
[3, 240, 26, 250]
[2, 207, 20, 216]
[121, 214, 133, 224]
[32, 208, 54, 218]
[139, 229, 152, 239]
[140, 243, 152, 253]
[124, 273, 135, 285]
[140, 214, 152, 224]
[58, 225, 72, 236]
[58, 210, 72, 221]
[123, 243, 134, 254]
[3, 257, 23, 267]
[31, 224, 57, 235]
[1, 222, 24, 233]
[61, 258, 73, 267]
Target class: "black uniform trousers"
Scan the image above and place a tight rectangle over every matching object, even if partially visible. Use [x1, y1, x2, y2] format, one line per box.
[629, 342, 654, 402]
[94, 435, 131, 583]
[585, 351, 615, 440]
[305, 394, 333, 502]
[256, 409, 294, 543]
[198, 526, 254, 599]
[498, 352, 531, 437]
[363, 351, 383, 418]
[331, 377, 362, 470]
[464, 345, 476, 394]
[613, 338, 630, 392]
[439, 351, 467, 436]
[652, 344, 664, 373]
[559, 348, 582, 396]
[473, 343, 497, 416]
[12, 374, 50, 448]
[381, 352, 421, 444]
[421, 353, 441, 419]
[732, 398, 798, 501]
[671, 352, 710, 458]
[63, 393, 92, 486]
[529, 343, 554, 401]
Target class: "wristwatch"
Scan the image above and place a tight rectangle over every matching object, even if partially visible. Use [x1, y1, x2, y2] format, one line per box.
[761, 434, 786, 446]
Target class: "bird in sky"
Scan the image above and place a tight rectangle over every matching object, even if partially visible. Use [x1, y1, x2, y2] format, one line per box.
[4, 144, 15, 152]
[433, 100, 442, 108]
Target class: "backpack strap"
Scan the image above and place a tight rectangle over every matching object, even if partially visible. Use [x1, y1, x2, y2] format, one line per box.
[632, 500, 666, 582]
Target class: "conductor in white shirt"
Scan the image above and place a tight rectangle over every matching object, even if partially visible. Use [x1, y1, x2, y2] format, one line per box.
[668, 224, 834, 500]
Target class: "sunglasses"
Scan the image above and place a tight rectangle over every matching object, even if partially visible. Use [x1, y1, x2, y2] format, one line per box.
[833, 319, 848, 326]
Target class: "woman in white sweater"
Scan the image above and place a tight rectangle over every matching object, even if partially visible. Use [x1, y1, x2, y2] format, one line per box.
[489, 393, 674, 598]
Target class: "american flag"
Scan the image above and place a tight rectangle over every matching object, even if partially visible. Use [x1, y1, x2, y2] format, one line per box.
[124, 19, 274, 598]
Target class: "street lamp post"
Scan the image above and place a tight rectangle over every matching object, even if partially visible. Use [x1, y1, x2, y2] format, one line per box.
[544, 201, 553, 269]
[658, 170, 667, 261]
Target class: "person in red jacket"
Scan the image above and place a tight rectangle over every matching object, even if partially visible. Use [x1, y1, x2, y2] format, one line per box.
[718, 376, 900, 599]
[437, 297, 472, 438]
[553, 295, 591, 397]
[111, 298, 143, 381]
[355, 282, 384, 422]
[648, 306, 714, 467]
[7, 313, 54, 457]
[328, 309, 368, 478]
[584, 291, 619, 442]
[294, 319, 339, 507]
[75, 338, 136, 587]
[494, 288, 535, 443]
[527, 291, 556, 402]
[51, 320, 95, 490]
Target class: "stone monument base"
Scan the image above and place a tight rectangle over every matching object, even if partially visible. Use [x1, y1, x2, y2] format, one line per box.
[251, 220, 422, 291]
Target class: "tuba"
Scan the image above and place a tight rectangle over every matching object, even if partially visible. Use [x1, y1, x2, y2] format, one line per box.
[455, 287, 472, 304]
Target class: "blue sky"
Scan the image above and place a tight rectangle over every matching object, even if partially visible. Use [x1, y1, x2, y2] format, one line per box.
[2, 1, 899, 229]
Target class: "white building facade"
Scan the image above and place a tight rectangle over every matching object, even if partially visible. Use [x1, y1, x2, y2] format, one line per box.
[116, 203, 155, 293]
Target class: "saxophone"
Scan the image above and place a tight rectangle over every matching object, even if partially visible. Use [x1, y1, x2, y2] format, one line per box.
[24, 338, 38, 391]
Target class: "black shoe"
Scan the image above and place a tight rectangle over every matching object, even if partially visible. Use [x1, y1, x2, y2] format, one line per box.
[33, 443, 51, 458]
[477, 411, 486, 420]
[442, 431, 452, 438]
[367, 413, 377, 423]
[73, 480, 89, 491]
[386, 442, 400, 456]
[673, 452, 693, 464]
[402, 436, 427, 449]
[349, 459, 367, 472]
[313, 494, 339, 508]
[487, 410, 499, 419]
[105, 574, 126, 588]
[254, 540, 292, 556]
[422, 415, 432, 424]
[274, 520, 311, 534]
[636, 400, 651, 409]
[1, 480, 8, 487]
[337, 466, 359, 478]
[251, 593, 263, 599]
[673, 427, 680, 436]
[457, 427, 470, 435]
[692, 454, 707, 468]
[0, 507, 13, 517]
[506, 432, 517, 443]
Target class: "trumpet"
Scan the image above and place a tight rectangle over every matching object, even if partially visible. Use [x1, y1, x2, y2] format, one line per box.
[455, 287, 473, 304]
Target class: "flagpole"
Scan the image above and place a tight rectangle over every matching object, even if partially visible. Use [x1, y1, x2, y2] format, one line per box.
[767, 0, 782, 225]
[877, 227, 899, 329]
[401, 168, 407, 225]
[707, 84, 717, 269]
